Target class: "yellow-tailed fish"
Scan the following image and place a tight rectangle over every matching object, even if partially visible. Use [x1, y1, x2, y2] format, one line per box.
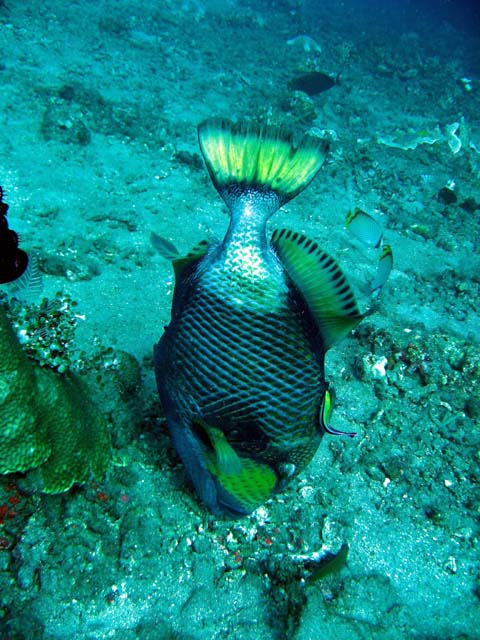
[346, 207, 383, 248]
[371, 244, 393, 295]
[154, 119, 366, 516]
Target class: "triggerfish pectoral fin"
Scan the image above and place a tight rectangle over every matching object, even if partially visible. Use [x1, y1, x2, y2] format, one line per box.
[271, 229, 364, 350]
[195, 420, 243, 475]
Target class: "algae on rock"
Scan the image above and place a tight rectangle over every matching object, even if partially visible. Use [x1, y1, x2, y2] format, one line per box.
[0, 304, 110, 493]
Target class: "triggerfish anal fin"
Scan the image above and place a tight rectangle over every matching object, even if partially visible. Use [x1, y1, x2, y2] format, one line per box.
[197, 118, 329, 206]
[195, 419, 277, 514]
[271, 228, 364, 350]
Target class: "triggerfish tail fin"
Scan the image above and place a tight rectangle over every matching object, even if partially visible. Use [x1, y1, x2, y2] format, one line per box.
[271, 229, 364, 350]
[197, 118, 329, 207]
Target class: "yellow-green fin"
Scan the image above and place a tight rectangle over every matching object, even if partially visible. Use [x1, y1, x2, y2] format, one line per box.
[206, 455, 277, 513]
[198, 118, 329, 205]
[195, 418, 277, 512]
[195, 420, 243, 475]
[271, 229, 364, 350]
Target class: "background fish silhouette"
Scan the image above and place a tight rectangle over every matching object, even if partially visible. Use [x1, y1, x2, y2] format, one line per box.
[154, 119, 364, 516]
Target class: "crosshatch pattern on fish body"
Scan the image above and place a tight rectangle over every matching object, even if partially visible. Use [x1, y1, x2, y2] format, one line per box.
[154, 119, 370, 517]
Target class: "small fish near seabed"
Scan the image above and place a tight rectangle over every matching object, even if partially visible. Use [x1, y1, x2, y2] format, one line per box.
[288, 71, 340, 96]
[154, 119, 369, 517]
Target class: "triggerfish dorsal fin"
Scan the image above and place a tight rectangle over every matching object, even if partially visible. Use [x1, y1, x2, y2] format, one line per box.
[151, 232, 211, 283]
[197, 118, 329, 207]
[271, 228, 364, 350]
[172, 240, 211, 284]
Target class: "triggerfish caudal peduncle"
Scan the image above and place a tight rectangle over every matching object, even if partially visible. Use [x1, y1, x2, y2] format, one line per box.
[154, 119, 367, 517]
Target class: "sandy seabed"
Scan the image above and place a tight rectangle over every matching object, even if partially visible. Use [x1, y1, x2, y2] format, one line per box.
[0, 1, 479, 638]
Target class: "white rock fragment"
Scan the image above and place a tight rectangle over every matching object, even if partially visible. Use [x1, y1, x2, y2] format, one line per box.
[363, 354, 389, 379]
[287, 35, 322, 54]
[445, 122, 462, 154]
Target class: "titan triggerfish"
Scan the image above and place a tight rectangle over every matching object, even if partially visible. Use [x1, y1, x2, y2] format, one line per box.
[154, 119, 365, 517]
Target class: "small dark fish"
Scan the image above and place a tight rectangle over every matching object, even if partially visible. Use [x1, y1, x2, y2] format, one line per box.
[0, 186, 29, 285]
[289, 71, 339, 96]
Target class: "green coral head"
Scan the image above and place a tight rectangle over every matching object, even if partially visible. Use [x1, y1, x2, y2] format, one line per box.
[0, 304, 109, 493]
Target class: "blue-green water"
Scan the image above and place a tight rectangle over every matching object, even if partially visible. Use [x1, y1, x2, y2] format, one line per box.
[0, 0, 479, 638]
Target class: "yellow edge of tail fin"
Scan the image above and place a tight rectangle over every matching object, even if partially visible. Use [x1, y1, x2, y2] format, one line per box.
[198, 118, 329, 203]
